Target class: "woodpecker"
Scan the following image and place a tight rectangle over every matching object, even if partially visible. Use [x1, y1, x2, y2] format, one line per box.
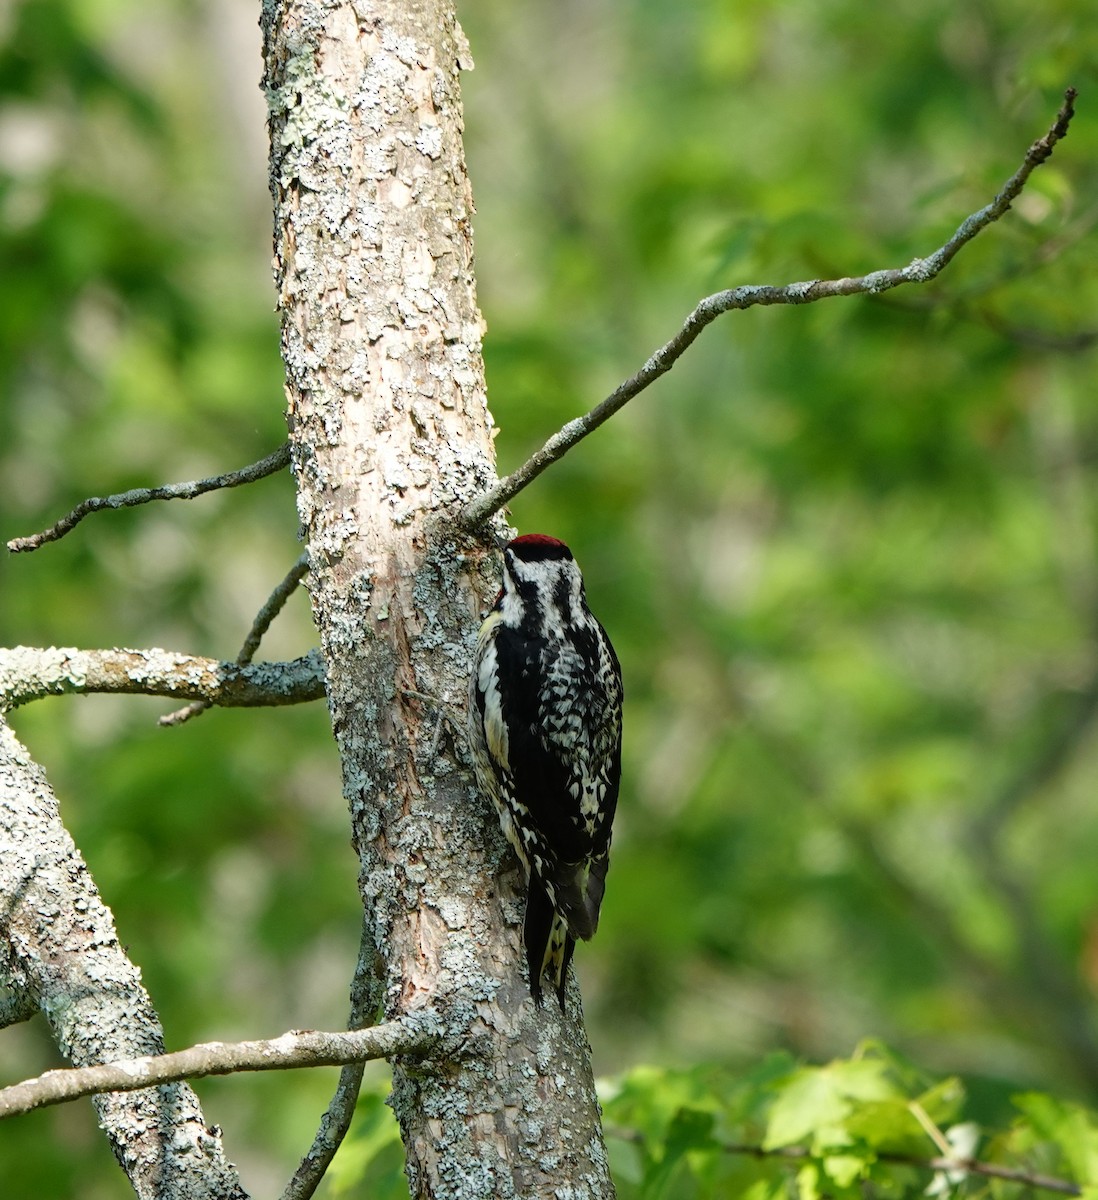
[468, 534, 623, 1007]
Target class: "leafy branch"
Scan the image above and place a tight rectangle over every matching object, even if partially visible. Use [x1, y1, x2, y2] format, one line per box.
[600, 1051, 1098, 1200]
[607, 1126, 1083, 1197]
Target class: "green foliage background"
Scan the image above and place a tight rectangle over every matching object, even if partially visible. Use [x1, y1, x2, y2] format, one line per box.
[1, 0, 1097, 1195]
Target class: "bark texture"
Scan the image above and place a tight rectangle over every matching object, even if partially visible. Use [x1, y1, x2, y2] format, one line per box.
[260, 1, 614, 1196]
[0, 716, 246, 1199]
[0, 645, 324, 710]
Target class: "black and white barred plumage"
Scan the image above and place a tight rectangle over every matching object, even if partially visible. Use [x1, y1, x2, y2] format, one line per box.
[469, 534, 623, 1007]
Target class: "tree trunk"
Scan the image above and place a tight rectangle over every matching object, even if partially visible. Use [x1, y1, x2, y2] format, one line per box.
[260, 1, 615, 1195]
[0, 716, 247, 1199]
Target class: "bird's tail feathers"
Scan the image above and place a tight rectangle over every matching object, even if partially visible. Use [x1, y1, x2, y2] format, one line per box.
[524, 875, 575, 1009]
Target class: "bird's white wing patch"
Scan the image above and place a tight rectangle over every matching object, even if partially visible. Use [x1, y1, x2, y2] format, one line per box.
[476, 612, 510, 770]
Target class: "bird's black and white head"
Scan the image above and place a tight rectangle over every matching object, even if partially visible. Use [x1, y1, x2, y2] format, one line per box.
[499, 534, 588, 635]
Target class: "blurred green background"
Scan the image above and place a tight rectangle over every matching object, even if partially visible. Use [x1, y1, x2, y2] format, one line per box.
[1, 0, 1097, 1194]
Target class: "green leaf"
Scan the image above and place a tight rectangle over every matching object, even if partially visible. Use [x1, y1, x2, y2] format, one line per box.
[822, 1152, 870, 1188]
[639, 1106, 717, 1199]
[665, 1105, 717, 1156]
[915, 1077, 966, 1128]
[765, 1069, 850, 1149]
[842, 1099, 926, 1152]
[796, 1161, 821, 1200]
[765, 1059, 895, 1149]
[1014, 1093, 1098, 1184]
[741, 1182, 787, 1200]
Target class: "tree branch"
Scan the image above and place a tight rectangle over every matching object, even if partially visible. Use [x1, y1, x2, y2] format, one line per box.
[0, 714, 248, 1196]
[0, 645, 325, 712]
[459, 88, 1077, 530]
[161, 551, 312, 727]
[882, 1151, 1081, 1196]
[6, 442, 292, 554]
[0, 1015, 442, 1121]
[281, 911, 384, 1200]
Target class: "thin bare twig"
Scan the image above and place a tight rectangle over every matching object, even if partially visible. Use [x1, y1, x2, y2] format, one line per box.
[0, 1015, 441, 1121]
[236, 552, 310, 662]
[886, 1152, 1080, 1196]
[608, 1127, 1083, 1197]
[282, 913, 383, 1200]
[852, 199, 1098, 324]
[460, 89, 1077, 530]
[161, 552, 311, 727]
[0, 645, 325, 712]
[7, 442, 292, 554]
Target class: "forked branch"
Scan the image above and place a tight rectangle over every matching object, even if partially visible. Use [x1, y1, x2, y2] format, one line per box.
[460, 89, 1077, 530]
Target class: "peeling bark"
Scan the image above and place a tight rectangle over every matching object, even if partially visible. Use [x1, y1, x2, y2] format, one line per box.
[0, 716, 246, 1199]
[260, 1, 615, 1195]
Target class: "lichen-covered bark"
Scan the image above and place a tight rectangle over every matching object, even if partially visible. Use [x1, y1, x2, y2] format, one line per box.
[0, 645, 324, 710]
[0, 716, 246, 1200]
[260, 1, 614, 1196]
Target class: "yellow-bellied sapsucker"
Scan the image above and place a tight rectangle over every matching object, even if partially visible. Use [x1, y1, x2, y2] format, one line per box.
[469, 534, 623, 1007]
